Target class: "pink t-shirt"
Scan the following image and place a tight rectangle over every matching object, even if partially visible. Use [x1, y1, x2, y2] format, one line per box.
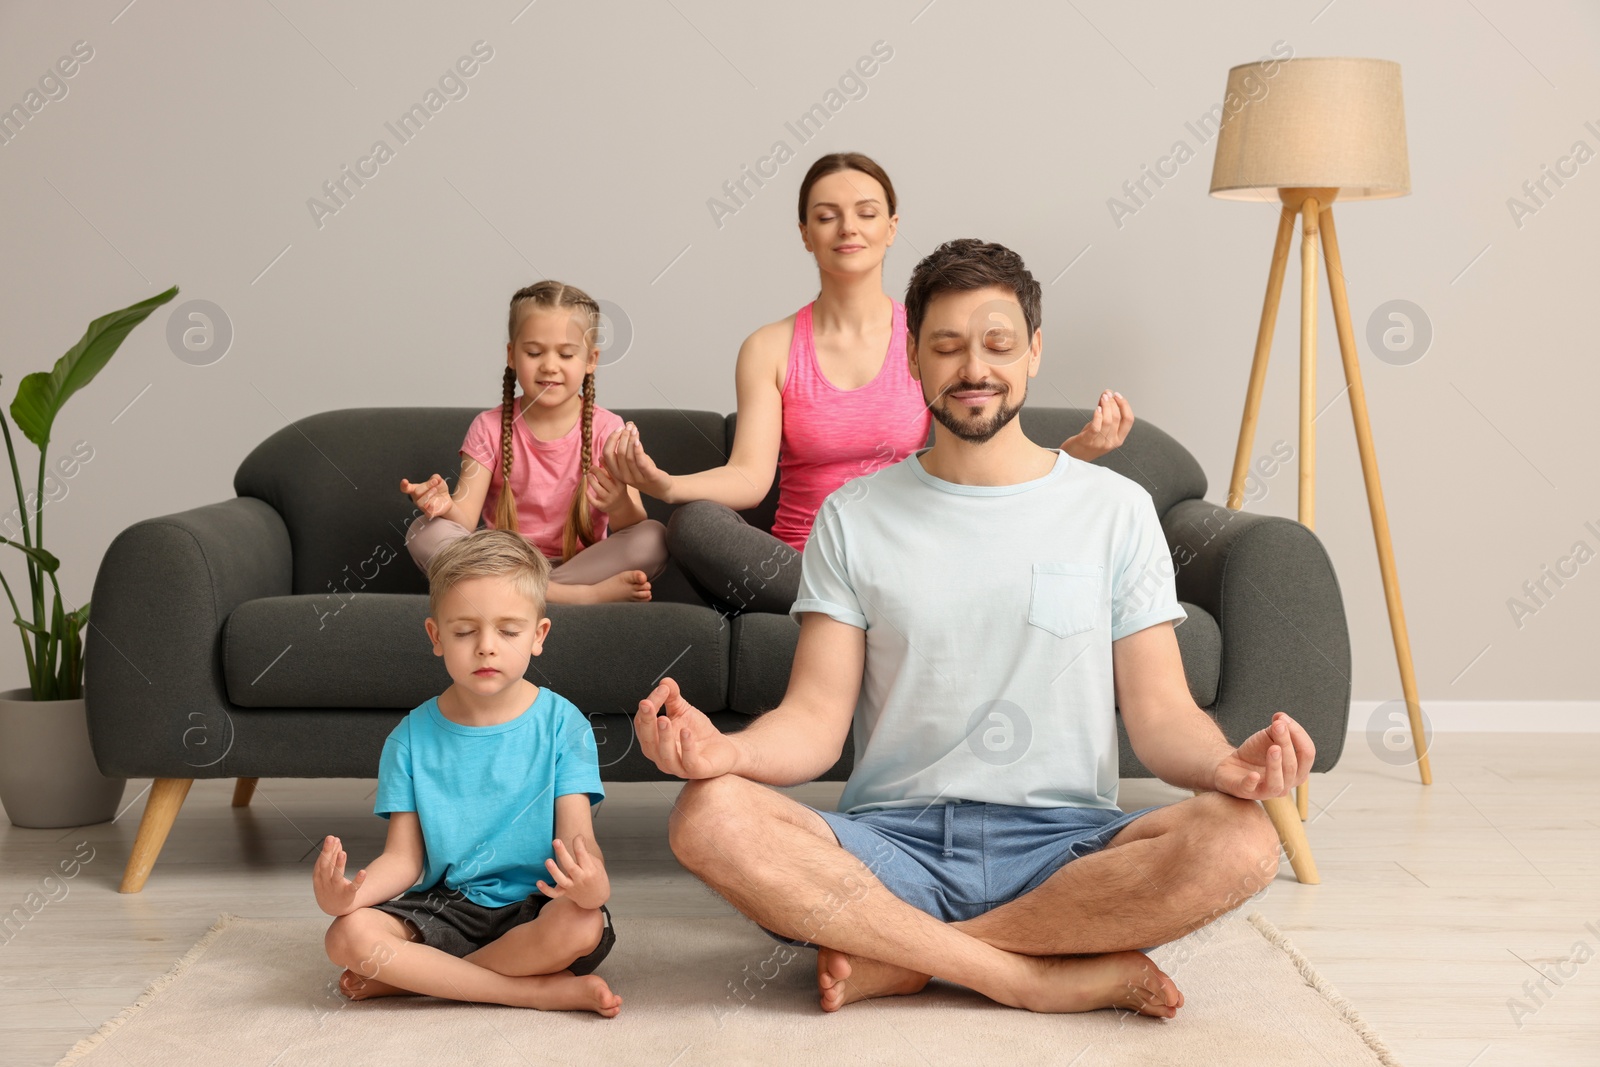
[769, 300, 932, 551]
[460, 397, 625, 559]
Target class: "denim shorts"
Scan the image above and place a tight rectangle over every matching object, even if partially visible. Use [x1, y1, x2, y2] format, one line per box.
[374, 887, 615, 976]
[761, 799, 1161, 948]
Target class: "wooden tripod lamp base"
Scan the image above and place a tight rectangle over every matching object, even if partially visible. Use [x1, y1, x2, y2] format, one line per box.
[1207, 57, 1427, 884]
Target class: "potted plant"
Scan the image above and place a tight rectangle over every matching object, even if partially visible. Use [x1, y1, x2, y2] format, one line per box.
[0, 285, 177, 828]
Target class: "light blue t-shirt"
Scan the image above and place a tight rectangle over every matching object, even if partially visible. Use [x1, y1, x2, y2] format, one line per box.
[374, 686, 604, 908]
[791, 448, 1186, 814]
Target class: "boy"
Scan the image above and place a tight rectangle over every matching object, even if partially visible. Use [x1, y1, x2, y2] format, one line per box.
[316, 529, 621, 1016]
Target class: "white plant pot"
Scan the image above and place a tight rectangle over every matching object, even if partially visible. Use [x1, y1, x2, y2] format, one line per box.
[0, 687, 127, 828]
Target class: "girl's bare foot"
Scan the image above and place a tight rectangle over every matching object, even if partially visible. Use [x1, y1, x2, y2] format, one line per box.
[593, 570, 651, 603]
[338, 969, 412, 1000]
[816, 947, 930, 1011]
[1013, 950, 1183, 1018]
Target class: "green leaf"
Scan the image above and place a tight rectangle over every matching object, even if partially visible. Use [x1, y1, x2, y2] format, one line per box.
[10, 285, 178, 449]
[0, 536, 60, 573]
[67, 600, 90, 627]
[13, 615, 46, 636]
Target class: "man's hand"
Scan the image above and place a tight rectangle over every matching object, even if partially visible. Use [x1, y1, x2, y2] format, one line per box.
[634, 676, 740, 779]
[601, 423, 674, 501]
[1211, 712, 1315, 800]
[312, 835, 369, 917]
[1061, 391, 1134, 461]
[536, 835, 609, 910]
[400, 474, 452, 519]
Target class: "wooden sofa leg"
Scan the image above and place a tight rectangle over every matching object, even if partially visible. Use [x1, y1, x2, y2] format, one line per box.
[232, 777, 259, 808]
[1296, 780, 1309, 820]
[1263, 794, 1320, 884]
[119, 778, 193, 893]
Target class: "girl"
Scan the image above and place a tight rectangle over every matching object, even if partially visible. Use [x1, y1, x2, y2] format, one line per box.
[600, 152, 1134, 614]
[402, 280, 667, 604]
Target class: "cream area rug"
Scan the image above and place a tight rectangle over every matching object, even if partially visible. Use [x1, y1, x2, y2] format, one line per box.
[57, 912, 1401, 1066]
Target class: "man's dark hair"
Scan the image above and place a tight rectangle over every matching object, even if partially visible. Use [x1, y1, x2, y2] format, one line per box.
[903, 239, 1043, 347]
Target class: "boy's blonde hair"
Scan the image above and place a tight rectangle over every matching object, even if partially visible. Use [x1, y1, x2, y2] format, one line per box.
[426, 529, 552, 621]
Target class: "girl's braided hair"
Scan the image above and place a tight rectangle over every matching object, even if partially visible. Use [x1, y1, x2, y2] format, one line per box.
[497, 280, 601, 562]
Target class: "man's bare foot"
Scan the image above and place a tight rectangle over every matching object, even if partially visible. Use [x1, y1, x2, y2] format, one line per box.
[1013, 950, 1183, 1018]
[816, 947, 930, 1012]
[338, 969, 412, 1000]
[517, 972, 623, 1016]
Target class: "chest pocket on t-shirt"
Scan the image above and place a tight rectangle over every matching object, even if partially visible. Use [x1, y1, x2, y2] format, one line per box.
[1028, 562, 1104, 638]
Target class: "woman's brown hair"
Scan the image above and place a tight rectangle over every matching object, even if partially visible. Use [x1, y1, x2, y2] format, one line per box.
[796, 152, 897, 224]
[496, 280, 601, 562]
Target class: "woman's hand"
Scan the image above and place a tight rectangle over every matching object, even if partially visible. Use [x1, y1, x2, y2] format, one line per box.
[312, 835, 369, 917]
[601, 423, 675, 502]
[400, 474, 453, 519]
[1061, 391, 1134, 461]
[1211, 712, 1315, 800]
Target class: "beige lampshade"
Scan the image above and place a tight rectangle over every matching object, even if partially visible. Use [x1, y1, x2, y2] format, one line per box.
[1209, 57, 1410, 201]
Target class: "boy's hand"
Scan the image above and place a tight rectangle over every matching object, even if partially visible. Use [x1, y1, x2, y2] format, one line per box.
[1061, 391, 1134, 461]
[536, 835, 609, 910]
[585, 462, 630, 516]
[312, 835, 369, 917]
[400, 474, 453, 519]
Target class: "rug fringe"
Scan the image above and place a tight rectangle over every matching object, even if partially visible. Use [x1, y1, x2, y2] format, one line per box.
[1246, 912, 1405, 1067]
[53, 913, 240, 1067]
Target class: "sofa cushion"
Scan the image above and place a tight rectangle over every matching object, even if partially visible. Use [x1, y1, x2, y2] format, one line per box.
[224, 595, 729, 713]
[725, 601, 1220, 715]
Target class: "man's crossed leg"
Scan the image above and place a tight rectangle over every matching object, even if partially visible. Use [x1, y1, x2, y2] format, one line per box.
[667, 774, 1281, 1018]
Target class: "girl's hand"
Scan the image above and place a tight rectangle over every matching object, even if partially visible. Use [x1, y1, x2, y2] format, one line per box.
[601, 423, 674, 501]
[313, 835, 369, 917]
[1061, 391, 1134, 461]
[536, 835, 609, 910]
[400, 474, 453, 519]
[585, 462, 630, 516]
[1211, 712, 1315, 800]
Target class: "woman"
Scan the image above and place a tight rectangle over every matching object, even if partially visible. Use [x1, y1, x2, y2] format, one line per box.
[601, 153, 1133, 613]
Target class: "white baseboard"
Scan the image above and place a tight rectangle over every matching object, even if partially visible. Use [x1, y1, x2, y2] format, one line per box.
[1346, 700, 1600, 733]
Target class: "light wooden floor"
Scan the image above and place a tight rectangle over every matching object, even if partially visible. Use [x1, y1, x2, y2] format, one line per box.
[1, 733, 1595, 1066]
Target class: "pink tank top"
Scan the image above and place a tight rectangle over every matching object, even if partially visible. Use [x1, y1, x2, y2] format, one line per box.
[769, 300, 932, 550]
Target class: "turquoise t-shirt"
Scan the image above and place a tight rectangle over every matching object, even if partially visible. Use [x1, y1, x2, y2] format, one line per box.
[374, 686, 604, 908]
[791, 448, 1187, 815]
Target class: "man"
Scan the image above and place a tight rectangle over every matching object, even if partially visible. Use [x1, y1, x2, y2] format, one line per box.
[635, 238, 1312, 1018]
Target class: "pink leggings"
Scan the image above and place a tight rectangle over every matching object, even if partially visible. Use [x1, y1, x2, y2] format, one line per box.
[405, 515, 669, 585]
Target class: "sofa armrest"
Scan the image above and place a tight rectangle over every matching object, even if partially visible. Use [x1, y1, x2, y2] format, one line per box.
[1160, 499, 1351, 772]
[86, 497, 292, 778]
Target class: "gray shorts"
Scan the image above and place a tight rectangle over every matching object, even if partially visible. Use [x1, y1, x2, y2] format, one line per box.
[374, 886, 615, 976]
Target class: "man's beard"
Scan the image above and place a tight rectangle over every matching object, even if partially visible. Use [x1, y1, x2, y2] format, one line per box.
[929, 380, 1026, 444]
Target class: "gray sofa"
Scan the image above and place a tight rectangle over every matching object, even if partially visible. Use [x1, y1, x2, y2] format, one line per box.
[87, 406, 1351, 891]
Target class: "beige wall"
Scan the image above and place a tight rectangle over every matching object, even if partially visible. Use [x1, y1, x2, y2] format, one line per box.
[1, 0, 1595, 707]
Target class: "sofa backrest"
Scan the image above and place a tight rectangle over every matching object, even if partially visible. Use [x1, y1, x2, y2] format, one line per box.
[233, 407, 726, 597]
[233, 405, 1205, 597]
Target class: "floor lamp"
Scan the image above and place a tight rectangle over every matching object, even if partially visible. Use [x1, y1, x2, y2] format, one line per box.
[1208, 58, 1432, 884]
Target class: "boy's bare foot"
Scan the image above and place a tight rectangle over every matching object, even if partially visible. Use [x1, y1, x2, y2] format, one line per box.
[816, 947, 930, 1011]
[1012, 950, 1183, 1018]
[338, 969, 412, 1000]
[517, 972, 623, 1016]
[593, 570, 651, 603]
